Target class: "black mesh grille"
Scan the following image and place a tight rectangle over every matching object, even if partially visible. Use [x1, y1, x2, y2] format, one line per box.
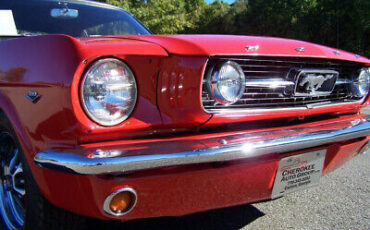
[202, 56, 364, 112]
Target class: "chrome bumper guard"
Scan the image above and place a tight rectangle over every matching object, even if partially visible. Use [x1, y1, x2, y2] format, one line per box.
[34, 116, 370, 175]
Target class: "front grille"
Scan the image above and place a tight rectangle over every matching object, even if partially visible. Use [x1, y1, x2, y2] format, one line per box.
[202, 56, 365, 112]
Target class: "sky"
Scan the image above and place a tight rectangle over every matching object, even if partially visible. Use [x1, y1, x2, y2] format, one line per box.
[205, 0, 235, 4]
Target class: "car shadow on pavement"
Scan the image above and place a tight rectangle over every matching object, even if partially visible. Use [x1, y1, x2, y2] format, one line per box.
[91, 204, 264, 230]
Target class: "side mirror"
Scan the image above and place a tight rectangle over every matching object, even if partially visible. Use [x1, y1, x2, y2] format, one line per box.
[50, 8, 78, 19]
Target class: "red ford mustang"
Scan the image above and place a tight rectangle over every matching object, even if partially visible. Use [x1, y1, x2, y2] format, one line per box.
[0, 0, 369, 229]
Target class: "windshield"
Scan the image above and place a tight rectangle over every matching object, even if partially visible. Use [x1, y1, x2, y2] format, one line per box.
[0, 0, 151, 37]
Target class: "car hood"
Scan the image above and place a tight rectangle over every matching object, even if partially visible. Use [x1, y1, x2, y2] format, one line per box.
[101, 34, 369, 64]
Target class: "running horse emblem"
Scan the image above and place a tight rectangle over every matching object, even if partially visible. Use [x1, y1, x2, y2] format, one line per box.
[299, 73, 335, 92]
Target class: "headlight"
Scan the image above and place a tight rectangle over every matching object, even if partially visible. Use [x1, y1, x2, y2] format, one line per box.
[81, 58, 137, 126]
[207, 61, 245, 104]
[352, 68, 370, 98]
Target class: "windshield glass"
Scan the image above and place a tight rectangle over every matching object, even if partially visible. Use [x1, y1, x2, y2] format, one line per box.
[0, 0, 151, 37]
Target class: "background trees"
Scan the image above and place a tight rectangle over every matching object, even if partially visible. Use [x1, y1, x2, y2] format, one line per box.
[97, 0, 370, 57]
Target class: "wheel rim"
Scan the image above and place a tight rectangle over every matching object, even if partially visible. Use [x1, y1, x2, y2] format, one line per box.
[0, 131, 25, 230]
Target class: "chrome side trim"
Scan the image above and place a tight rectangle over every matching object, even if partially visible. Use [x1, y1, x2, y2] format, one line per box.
[34, 117, 370, 175]
[336, 79, 353, 84]
[242, 78, 349, 88]
[203, 101, 363, 114]
[204, 78, 352, 88]
[244, 79, 295, 88]
[202, 78, 296, 88]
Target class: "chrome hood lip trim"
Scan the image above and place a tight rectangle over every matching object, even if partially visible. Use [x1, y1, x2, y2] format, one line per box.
[34, 116, 370, 175]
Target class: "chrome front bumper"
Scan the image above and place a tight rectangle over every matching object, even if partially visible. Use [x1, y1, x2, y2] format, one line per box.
[34, 116, 370, 175]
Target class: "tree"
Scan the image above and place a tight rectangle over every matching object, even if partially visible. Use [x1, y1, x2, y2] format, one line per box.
[97, 0, 204, 34]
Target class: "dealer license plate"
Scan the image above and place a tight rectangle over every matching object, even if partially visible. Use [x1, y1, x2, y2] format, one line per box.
[271, 150, 326, 199]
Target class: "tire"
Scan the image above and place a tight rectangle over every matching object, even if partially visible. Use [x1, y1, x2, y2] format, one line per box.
[0, 116, 88, 230]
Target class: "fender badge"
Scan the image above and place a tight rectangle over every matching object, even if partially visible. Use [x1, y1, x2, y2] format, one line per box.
[25, 91, 41, 103]
[295, 47, 305, 52]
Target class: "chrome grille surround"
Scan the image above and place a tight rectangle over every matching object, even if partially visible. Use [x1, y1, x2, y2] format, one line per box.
[202, 56, 366, 113]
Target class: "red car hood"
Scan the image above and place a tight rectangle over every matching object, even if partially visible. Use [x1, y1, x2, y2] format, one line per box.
[100, 34, 369, 64]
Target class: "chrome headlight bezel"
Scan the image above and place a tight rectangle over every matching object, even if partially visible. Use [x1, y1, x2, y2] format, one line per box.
[81, 58, 137, 126]
[207, 61, 246, 105]
[352, 67, 370, 98]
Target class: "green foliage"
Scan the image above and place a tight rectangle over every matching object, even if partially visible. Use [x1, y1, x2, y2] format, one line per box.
[100, 0, 205, 34]
[97, 0, 369, 56]
[188, 1, 236, 34]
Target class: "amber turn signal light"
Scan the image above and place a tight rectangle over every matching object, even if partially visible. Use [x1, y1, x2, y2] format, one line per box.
[103, 188, 137, 216]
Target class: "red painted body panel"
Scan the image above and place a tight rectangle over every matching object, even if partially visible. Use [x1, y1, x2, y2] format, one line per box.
[0, 33, 370, 221]
[156, 55, 210, 127]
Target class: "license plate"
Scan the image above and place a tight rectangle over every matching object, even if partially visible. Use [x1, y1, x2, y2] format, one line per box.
[271, 149, 326, 199]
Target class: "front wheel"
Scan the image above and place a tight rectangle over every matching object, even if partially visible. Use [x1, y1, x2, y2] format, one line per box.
[0, 131, 25, 229]
[0, 119, 87, 230]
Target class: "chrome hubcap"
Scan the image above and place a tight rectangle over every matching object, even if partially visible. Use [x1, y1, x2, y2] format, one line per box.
[0, 132, 25, 230]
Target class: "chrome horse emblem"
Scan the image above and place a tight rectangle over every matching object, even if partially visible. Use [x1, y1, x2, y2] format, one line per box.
[299, 74, 335, 92]
[294, 69, 338, 96]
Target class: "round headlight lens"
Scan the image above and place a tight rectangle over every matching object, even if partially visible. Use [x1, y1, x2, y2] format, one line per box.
[81, 58, 137, 126]
[353, 68, 370, 98]
[208, 61, 245, 104]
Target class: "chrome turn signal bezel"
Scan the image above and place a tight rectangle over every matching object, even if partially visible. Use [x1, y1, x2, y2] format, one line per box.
[103, 187, 138, 217]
